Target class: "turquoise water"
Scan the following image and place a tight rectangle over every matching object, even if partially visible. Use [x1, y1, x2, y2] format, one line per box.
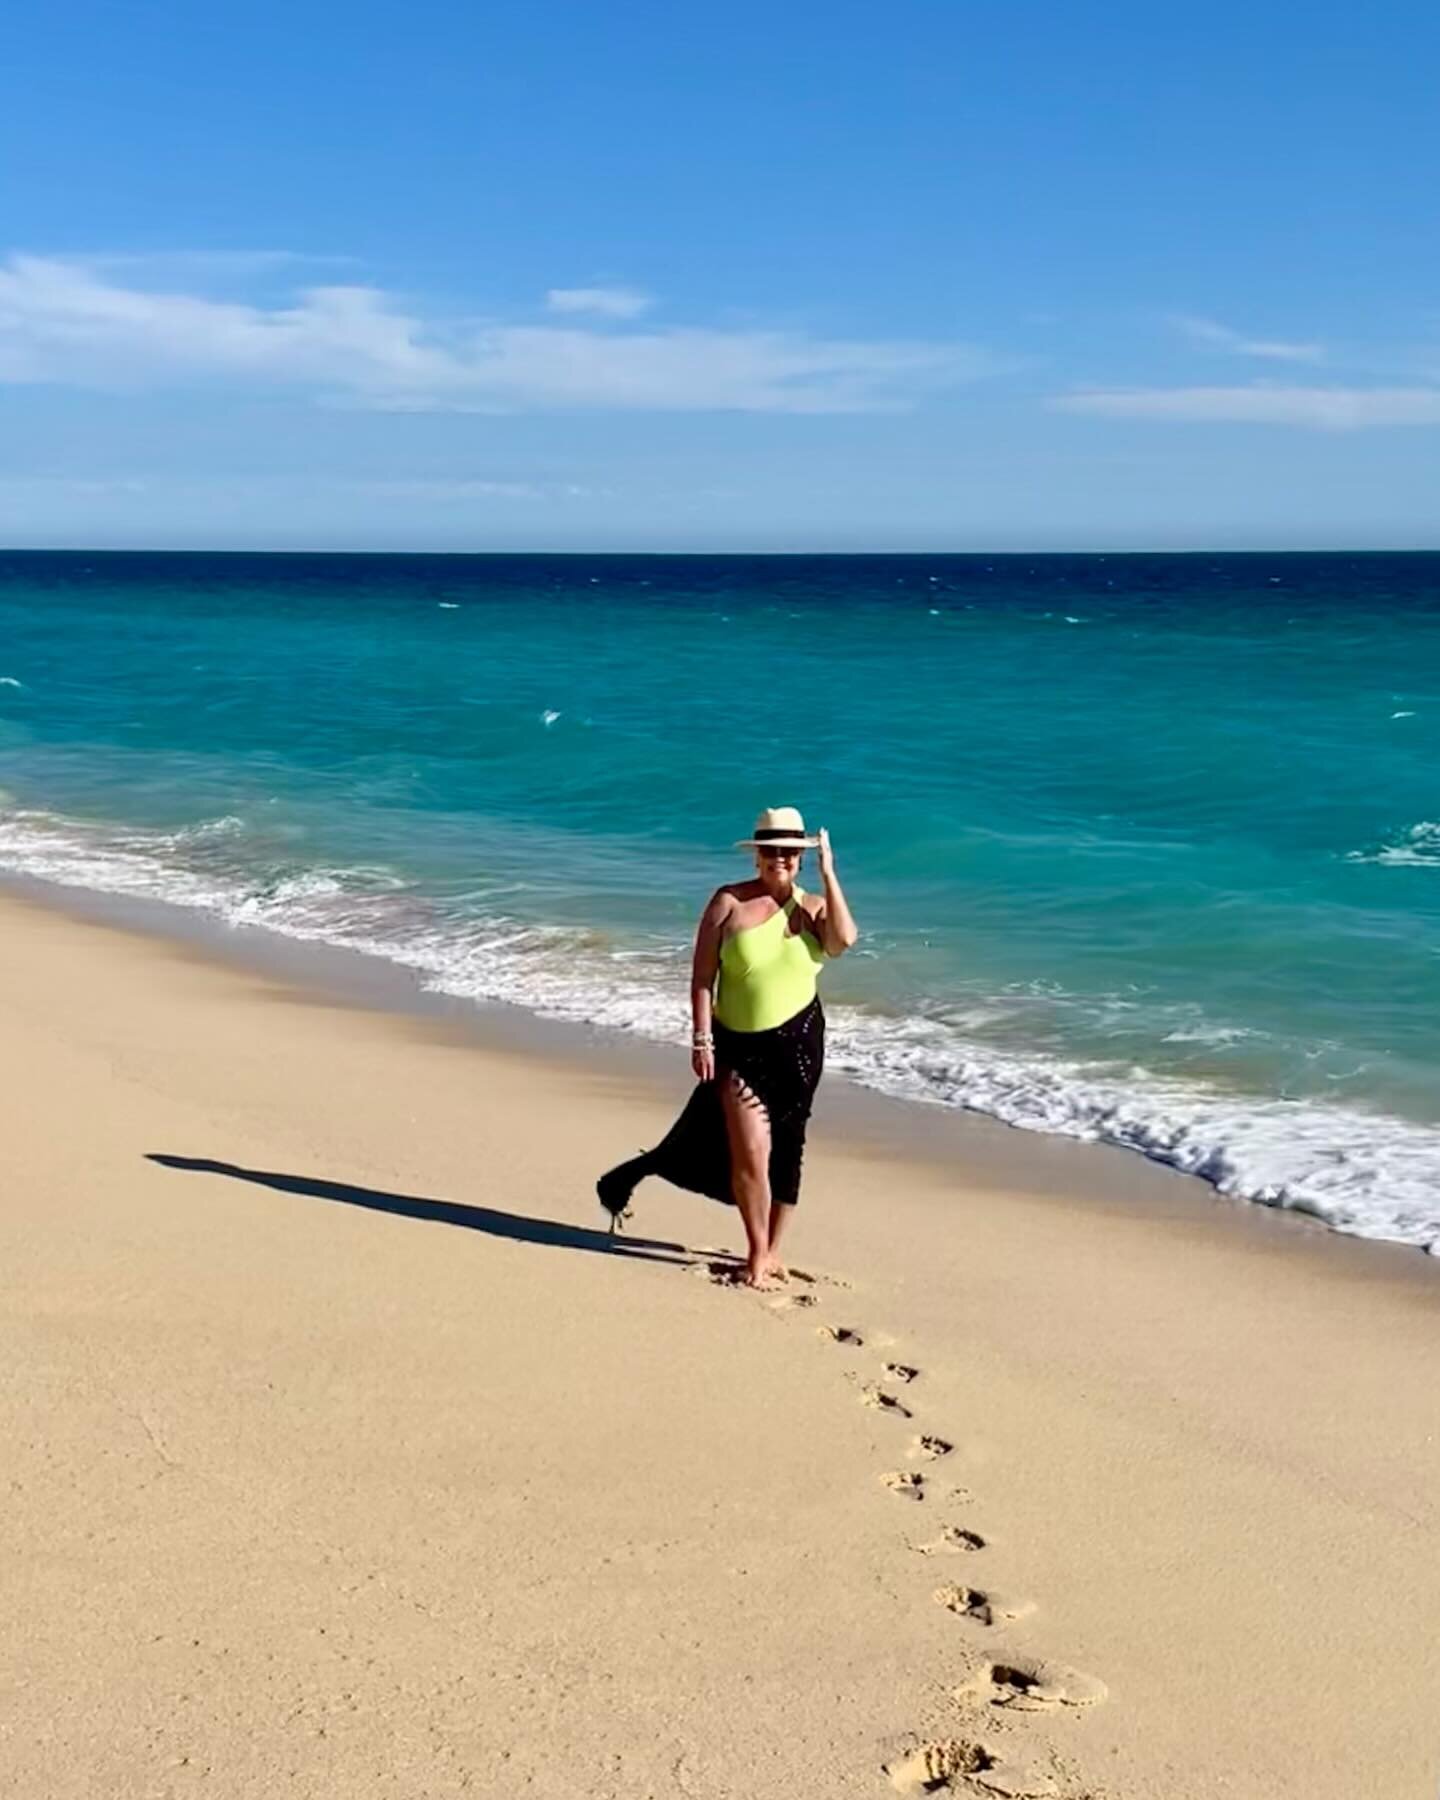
[2, 549, 1438, 1249]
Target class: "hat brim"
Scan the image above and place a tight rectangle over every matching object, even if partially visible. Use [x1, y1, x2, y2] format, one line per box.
[735, 836, 818, 850]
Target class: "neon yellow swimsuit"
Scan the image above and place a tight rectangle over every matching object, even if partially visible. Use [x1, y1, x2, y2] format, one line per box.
[713, 891, 826, 1033]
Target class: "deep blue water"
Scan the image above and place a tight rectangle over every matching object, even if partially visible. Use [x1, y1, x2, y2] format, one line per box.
[2, 549, 1438, 1249]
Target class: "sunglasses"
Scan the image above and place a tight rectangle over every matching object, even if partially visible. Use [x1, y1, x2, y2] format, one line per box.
[757, 844, 802, 859]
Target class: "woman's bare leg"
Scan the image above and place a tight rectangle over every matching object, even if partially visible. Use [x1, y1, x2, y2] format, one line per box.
[766, 1198, 795, 1277]
[720, 1076, 776, 1286]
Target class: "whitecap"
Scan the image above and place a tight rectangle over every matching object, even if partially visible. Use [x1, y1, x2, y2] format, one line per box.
[0, 677, 24, 688]
[1162, 1024, 1251, 1046]
[1346, 822, 1440, 867]
[541, 709, 562, 726]
[170, 815, 245, 844]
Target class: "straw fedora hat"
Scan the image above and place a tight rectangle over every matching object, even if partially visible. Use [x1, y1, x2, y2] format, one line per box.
[735, 805, 819, 850]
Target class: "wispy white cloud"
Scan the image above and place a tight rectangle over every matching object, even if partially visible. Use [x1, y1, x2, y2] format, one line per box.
[1052, 384, 1440, 429]
[0, 255, 994, 413]
[1170, 314, 1323, 363]
[545, 285, 653, 319]
[0, 474, 148, 498]
[86, 249, 357, 280]
[359, 478, 597, 502]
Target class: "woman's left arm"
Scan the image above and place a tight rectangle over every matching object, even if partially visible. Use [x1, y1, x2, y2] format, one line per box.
[812, 827, 859, 956]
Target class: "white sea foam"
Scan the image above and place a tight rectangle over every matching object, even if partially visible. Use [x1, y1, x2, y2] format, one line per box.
[0, 676, 24, 687]
[1347, 822, 1440, 868]
[170, 815, 246, 844]
[820, 1014, 1440, 1251]
[2, 804, 1439, 1254]
[1161, 1024, 1252, 1046]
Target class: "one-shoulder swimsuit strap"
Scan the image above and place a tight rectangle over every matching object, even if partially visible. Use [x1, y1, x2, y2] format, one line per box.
[713, 889, 826, 1034]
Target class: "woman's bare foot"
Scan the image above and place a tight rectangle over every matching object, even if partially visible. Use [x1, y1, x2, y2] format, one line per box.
[742, 1252, 780, 1288]
[742, 1250, 789, 1286]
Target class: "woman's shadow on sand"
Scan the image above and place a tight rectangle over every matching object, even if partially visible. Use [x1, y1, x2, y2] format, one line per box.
[146, 1154, 693, 1267]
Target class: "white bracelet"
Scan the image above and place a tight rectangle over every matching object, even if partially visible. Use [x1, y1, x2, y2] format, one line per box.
[692, 1033, 714, 1048]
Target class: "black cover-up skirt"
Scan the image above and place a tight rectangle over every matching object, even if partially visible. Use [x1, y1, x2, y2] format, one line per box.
[647, 998, 825, 1208]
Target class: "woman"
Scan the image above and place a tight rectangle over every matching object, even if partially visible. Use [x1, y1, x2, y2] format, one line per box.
[597, 807, 860, 1287]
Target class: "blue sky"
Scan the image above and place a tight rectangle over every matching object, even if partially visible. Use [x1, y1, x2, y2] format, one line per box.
[3, 0, 1438, 550]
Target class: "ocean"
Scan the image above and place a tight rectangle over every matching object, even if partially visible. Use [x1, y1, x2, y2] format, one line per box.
[2, 549, 1437, 1251]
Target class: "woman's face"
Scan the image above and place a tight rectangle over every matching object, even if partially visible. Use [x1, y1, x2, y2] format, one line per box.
[756, 845, 802, 882]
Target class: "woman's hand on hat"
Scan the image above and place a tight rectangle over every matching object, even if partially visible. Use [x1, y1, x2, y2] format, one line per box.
[817, 826, 835, 876]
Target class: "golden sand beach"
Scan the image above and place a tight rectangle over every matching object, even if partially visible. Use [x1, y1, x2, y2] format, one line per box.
[2, 887, 1437, 1799]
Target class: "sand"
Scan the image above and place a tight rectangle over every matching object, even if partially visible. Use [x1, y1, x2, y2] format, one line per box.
[2, 887, 1438, 1800]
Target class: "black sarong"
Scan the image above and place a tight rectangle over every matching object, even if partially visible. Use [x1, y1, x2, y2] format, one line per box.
[601, 999, 825, 1216]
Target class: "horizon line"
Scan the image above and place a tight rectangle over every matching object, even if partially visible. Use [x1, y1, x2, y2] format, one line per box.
[6, 542, 1440, 559]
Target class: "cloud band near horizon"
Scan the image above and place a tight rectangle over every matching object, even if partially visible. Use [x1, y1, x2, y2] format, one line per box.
[0, 254, 998, 415]
[1054, 385, 1440, 429]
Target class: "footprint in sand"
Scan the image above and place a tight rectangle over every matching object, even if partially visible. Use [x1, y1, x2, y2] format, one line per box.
[880, 1470, 927, 1501]
[692, 1257, 743, 1283]
[955, 1656, 1108, 1714]
[817, 1325, 864, 1346]
[788, 1266, 852, 1290]
[884, 1362, 921, 1384]
[860, 1384, 914, 1418]
[693, 1258, 819, 1302]
[933, 1584, 1036, 1627]
[883, 1738, 1057, 1797]
[915, 1525, 987, 1555]
[907, 1434, 954, 1461]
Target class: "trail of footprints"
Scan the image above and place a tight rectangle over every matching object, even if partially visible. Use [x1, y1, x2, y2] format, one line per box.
[696, 1253, 1109, 1791]
[804, 1299, 1109, 1796]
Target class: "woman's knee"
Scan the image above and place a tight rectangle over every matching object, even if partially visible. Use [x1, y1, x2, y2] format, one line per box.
[721, 1105, 769, 1182]
[742, 1133, 774, 1196]
[724, 1112, 768, 1174]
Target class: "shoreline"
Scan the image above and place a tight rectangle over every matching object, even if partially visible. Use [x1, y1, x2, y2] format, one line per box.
[3, 880, 1439, 1798]
[5, 863, 1439, 1294]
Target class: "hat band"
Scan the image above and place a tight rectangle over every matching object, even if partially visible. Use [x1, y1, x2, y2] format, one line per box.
[754, 828, 804, 841]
